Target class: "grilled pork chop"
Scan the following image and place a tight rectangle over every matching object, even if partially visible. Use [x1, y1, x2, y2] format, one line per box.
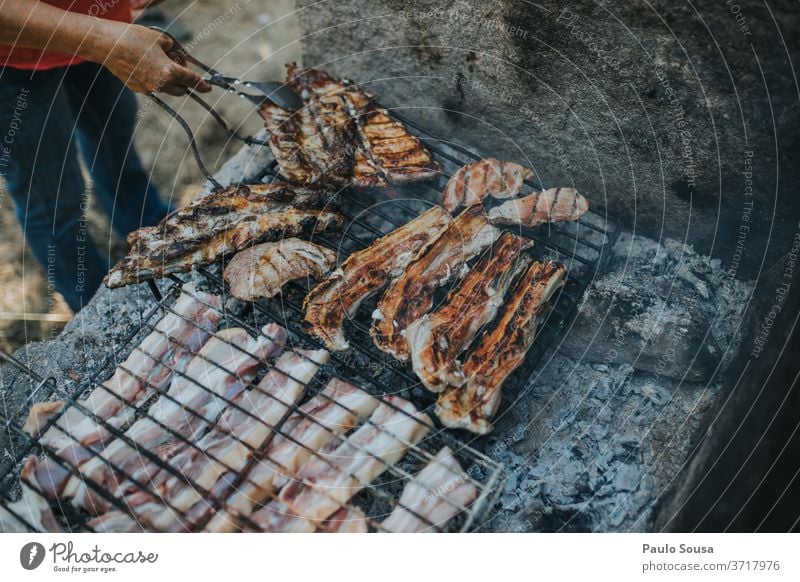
[260, 63, 440, 188]
[488, 187, 589, 227]
[223, 238, 336, 301]
[442, 158, 533, 213]
[406, 232, 533, 392]
[436, 261, 566, 434]
[304, 206, 452, 351]
[372, 203, 500, 361]
[105, 184, 343, 288]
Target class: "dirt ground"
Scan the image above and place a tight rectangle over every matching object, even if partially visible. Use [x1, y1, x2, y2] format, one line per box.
[0, 0, 299, 352]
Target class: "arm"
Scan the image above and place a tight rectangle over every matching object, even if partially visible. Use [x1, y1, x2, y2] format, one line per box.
[0, 0, 210, 96]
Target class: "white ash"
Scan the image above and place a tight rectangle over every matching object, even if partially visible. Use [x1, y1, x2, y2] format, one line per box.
[477, 231, 753, 532]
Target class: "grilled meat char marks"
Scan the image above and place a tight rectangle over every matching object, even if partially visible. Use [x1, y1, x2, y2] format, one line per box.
[436, 261, 567, 434]
[304, 206, 452, 351]
[260, 63, 440, 188]
[372, 203, 500, 361]
[261, 64, 356, 186]
[442, 157, 533, 213]
[488, 187, 589, 227]
[223, 238, 337, 301]
[407, 232, 533, 392]
[105, 184, 343, 288]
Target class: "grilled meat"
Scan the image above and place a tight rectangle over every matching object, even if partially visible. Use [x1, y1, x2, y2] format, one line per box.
[436, 261, 566, 434]
[105, 184, 342, 288]
[260, 63, 440, 188]
[62, 325, 287, 514]
[273, 396, 431, 525]
[224, 238, 336, 301]
[381, 446, 478, 532]
[133, 348, 328, 532]
[0, 457, 64, 533]
[372, 203, 500, 361]
[407, 232, 533, 392]
[442, 158, 533, 213]
[339, 81, 441, 187]
[205, 378, 378, 532]
[22, 287, 222, 498]
[260, 65, 356, 186]
[487, 187, 589, 227]
[304, 206, 452, 350]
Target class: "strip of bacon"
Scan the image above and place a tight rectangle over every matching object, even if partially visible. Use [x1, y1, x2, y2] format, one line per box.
[204, 378, 378, 532]
[372, 204, 500, 361]
[407, 232, 533, 392]
[436, 261, 566, 434]
[268, 396, 431, 526]
[304, 206, 452, 351]
[132, 348, 328, 532]
[0, 457, 63, 532]
[442, 158, 533, 213]
[61, 324, 286, 514]
[487, 187, 589, 227]
[22, 286, 222, 498]
[380, 446, 478, 532]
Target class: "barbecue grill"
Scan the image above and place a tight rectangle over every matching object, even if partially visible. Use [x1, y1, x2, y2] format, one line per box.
[0, 112, 620, 532]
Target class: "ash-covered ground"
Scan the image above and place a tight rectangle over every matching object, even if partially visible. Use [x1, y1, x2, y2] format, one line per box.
[480, 233, 753, 532]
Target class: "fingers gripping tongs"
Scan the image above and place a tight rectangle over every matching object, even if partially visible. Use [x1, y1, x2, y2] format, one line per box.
[145, 27, 303, 188]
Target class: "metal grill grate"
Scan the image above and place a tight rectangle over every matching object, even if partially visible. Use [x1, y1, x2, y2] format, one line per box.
[0, 114, 619, 533]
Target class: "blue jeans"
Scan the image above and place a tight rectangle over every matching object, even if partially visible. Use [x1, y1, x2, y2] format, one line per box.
[0, 63, 170, 311]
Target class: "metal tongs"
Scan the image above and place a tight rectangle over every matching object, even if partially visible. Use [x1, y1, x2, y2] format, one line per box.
[145, 27, 304, 189]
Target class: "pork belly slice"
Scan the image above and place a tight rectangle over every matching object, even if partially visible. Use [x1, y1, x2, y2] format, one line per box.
[442, 158, 533, 213]
[304, 206, 452, 351]
[436, 261, 566, 434]
[0, 457, 63, 533]
[61, 324, 287, 514]
[407, 232, 533, 392]
[488, 187, 589, 227]
[132, 348, 328, 532]
[223, 238, 336, 301]
[270, 395, 431, 525]
[372, 203, 500, 361]
[204, 378, 378, 532]
[380, 446, 478, 532]
[22, 286, 222, 498]
[248, 502, 369, 533]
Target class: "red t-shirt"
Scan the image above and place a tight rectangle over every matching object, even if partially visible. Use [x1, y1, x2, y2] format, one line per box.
[0, 1, 132, 71]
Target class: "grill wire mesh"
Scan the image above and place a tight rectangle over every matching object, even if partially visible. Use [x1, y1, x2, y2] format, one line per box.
[0, 114, 619, 533]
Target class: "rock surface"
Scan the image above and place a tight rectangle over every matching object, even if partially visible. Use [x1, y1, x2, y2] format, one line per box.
[557, 231, 753, 381]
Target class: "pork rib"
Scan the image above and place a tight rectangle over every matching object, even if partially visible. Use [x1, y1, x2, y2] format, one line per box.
[436, 261, 566, 434]
[304, 206, 452, 350]
[442, 158, 533, 213]
[407, 232, 533, 392]
[372, 203, 500, 361]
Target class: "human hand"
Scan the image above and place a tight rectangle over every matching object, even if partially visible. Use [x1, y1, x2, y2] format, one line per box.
[99, 24, 211, 96]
